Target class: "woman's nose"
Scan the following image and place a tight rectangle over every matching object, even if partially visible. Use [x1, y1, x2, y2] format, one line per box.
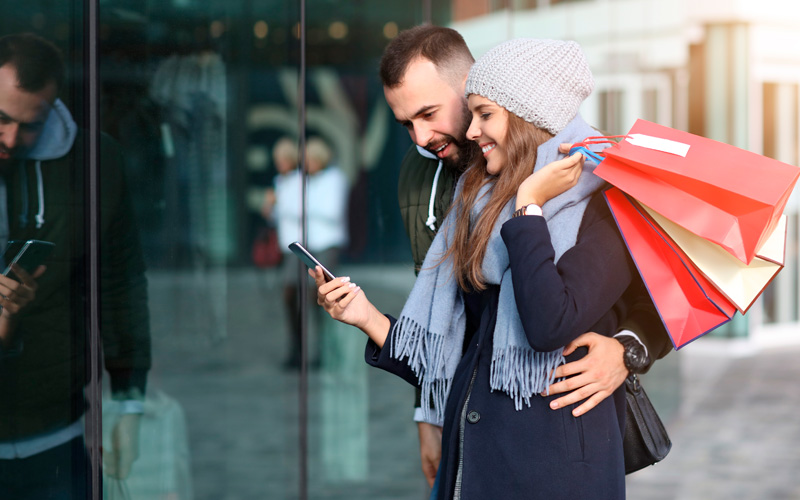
[465, 117, 479, 142]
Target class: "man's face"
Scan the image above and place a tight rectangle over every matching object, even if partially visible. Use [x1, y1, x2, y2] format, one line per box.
[0, 64, 58, 163]
[384, 58, 476, 171]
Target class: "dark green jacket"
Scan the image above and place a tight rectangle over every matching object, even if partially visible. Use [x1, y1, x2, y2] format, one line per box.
[0, 132, 151, 440]
[397, 146, 457, 275]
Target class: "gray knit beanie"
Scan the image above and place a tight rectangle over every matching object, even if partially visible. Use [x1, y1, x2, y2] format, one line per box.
[465, 38, 594, 135]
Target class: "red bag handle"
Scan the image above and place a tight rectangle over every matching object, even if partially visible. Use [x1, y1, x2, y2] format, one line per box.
[571, 135, 627, 154]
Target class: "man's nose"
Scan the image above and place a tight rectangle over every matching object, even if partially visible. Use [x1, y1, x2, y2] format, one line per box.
[0, 122, 20, 150]
[413, 123, 435, 149]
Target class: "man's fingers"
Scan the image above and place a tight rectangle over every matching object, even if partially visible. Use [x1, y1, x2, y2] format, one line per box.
[570, 392, 608, 417]
[561, 331, 599, 356]
[422, 463, 437, 488]
[546, 372, 588, 396]
[32, 265, 46, 280]
[552, 357, 587, 379]
[561, 342, 579, 356]
[9, 264, 33, 284]
[548, 383, 604, 412]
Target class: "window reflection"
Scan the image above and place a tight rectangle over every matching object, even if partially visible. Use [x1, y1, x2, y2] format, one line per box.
[0, 32, 151, 499]
[3, 1, 457, 499]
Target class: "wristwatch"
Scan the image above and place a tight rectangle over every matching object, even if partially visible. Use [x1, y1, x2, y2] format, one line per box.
[512, 203, 543, 218]
[616, 335, 650, 374]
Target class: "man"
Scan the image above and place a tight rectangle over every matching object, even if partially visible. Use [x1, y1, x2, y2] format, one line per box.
[379, 26, 672, 487]
[0, 33, 151, 498]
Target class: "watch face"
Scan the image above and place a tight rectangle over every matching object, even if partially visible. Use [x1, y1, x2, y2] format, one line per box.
[525, 204, 542, 216]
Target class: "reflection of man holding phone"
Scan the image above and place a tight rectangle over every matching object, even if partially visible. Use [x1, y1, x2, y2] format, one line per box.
[0, 33, 151, 497]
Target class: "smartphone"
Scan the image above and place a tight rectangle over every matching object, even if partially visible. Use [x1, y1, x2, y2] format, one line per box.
[3, 240, 56, 276]
[288, 242, 336, 282]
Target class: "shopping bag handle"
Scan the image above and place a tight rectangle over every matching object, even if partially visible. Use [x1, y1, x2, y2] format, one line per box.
[575, 135, 627, 147]
[568, 146, 606, 164]
[569, 135, 627, 164]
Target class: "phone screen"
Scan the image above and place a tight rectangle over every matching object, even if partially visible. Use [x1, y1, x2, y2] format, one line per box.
[288, 242, 336, 282]
[1, 241, 24, 268]
[3, 240, 56, 276]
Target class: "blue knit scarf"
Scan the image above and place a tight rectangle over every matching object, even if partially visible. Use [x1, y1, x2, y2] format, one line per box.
[390, 115, 604, 425]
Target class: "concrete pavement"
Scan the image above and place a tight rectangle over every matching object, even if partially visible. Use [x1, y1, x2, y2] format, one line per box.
[627, 341, 800, 500]
[135, 267, 800, 499]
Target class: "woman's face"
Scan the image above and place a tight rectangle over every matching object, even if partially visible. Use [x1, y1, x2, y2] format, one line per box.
[466, 94, 509, 175]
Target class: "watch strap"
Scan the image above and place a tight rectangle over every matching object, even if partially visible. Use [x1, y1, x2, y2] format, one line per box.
[617, 335, 650, 374]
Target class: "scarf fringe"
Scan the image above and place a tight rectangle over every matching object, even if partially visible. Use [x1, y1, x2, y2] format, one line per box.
[490, 346, 566, 411]
[390, 316, 450, 424]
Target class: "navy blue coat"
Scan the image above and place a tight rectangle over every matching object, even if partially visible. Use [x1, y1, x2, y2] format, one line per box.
[367, 191, 637, 499]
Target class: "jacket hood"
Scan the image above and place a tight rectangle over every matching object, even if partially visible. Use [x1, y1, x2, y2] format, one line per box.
[415, 145, 438, 160]
[21, 99, 77, 161]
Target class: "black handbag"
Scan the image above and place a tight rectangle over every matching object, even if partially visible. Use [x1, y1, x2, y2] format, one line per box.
[623, 373, 672, 474]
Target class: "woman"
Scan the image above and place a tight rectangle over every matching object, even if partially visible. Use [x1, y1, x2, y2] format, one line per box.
[313, 39, 633, 499]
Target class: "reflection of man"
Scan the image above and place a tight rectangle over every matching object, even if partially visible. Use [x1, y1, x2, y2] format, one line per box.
[379, 26, 672, 487]
[0, 33, 151, 497]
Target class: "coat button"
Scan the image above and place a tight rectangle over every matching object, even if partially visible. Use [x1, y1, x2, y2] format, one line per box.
[466, 410, 480, 424]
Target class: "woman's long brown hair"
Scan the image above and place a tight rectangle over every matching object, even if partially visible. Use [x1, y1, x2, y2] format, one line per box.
[442, 111, 554, 292]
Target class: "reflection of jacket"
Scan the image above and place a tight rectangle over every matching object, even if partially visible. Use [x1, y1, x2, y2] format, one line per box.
[0, 100, 151, 440]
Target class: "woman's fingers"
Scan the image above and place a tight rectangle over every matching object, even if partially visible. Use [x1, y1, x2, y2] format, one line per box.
[562, 151, 584, 170]
[322, 280, 357, 305]
[336, 284, 362, 309]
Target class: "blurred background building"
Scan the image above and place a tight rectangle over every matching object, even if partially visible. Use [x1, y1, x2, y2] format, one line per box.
[451, 0, 800, 346]
[2, 0, 798, 498]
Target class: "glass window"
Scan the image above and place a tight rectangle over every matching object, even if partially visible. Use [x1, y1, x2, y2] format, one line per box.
[96, 1, 448, 499]
[0, 5, 95, 498]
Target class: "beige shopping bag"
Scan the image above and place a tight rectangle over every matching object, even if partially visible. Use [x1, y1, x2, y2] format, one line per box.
[640, 202, 786, 314]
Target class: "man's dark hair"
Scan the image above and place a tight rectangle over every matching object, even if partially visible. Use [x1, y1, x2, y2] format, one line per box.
[0, 33, 65, 92]
[379, 25, 474, 91]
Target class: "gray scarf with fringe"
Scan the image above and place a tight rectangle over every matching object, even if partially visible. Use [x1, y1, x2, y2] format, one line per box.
[390, 115, 604, 425]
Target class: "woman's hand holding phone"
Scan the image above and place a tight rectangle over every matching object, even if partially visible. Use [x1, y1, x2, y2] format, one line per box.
[310, 267, 391, 348]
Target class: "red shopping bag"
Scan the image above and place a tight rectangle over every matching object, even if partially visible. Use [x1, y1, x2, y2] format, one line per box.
[638, 203, 786, 315]
[604, 188, 736, 349]
[595, 120, 800, 265]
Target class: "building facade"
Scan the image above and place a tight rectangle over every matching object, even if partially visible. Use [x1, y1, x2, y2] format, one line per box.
[452, 0, 800, 346]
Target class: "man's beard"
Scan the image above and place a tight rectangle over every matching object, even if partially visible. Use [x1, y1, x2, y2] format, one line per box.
[440, 101, 480, 175]
[0, 143, 16, 173]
